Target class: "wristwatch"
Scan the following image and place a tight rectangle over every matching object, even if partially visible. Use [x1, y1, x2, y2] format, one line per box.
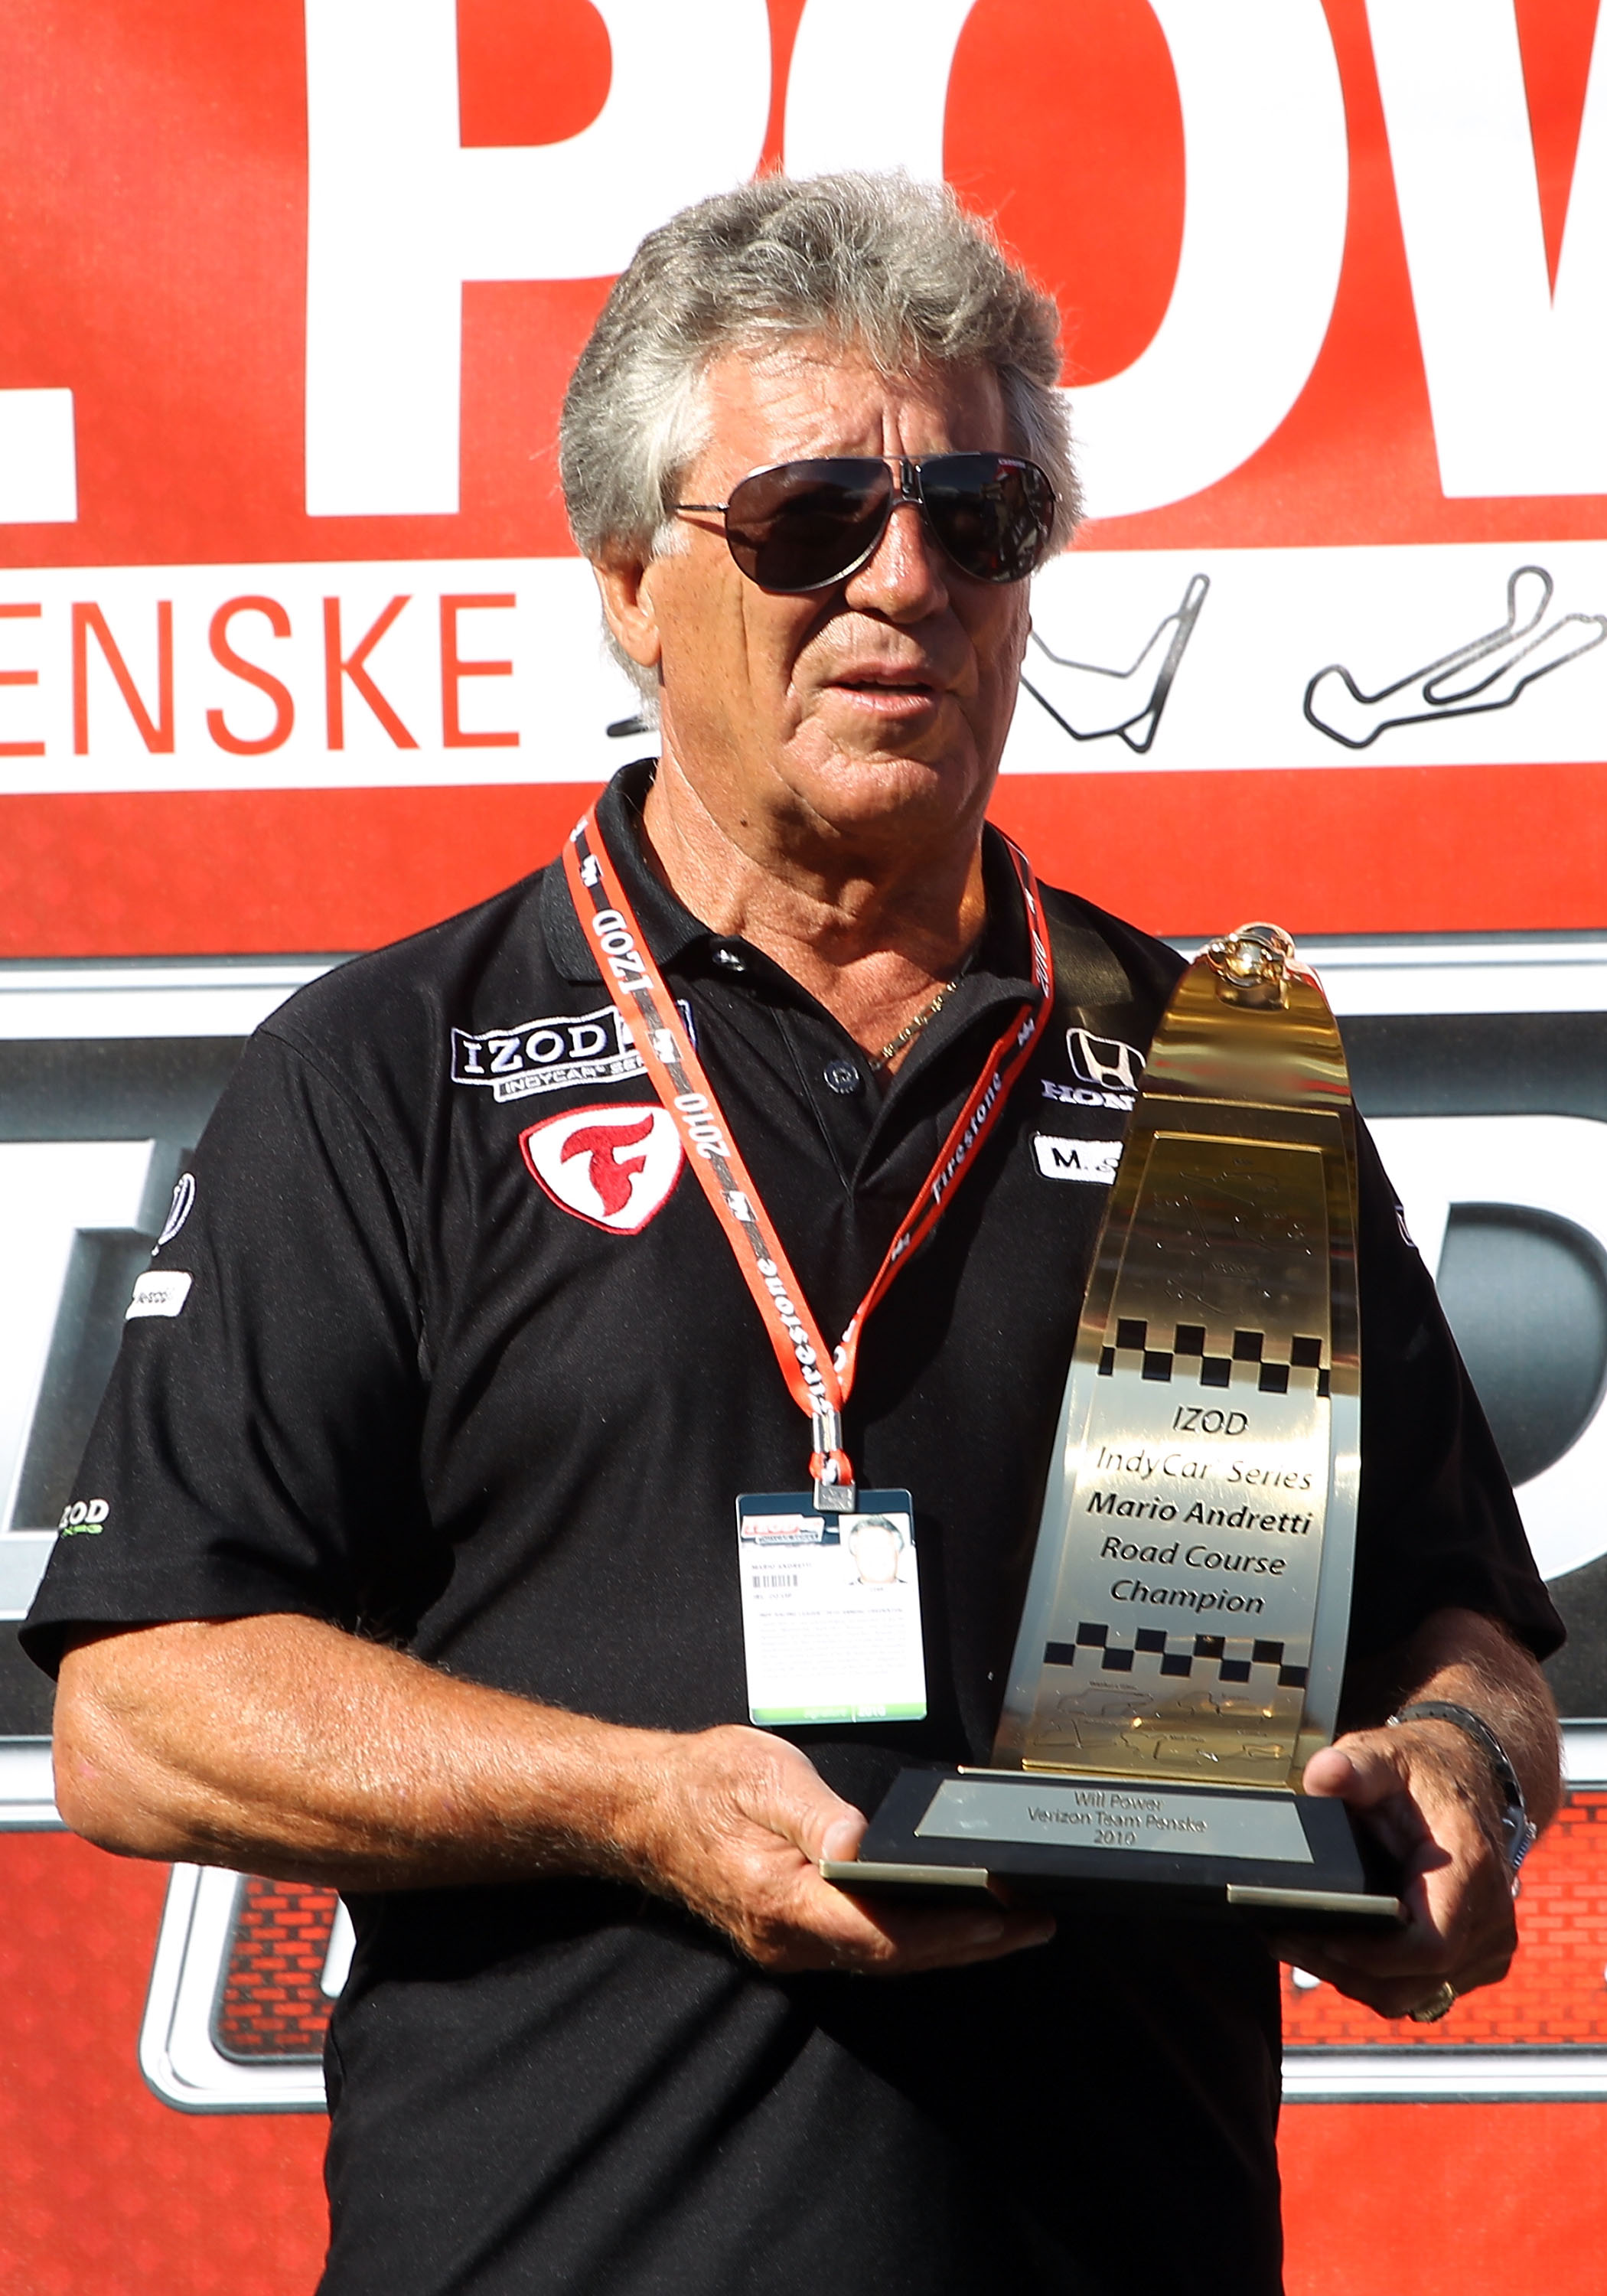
[1387, 1700, 1539, 1884]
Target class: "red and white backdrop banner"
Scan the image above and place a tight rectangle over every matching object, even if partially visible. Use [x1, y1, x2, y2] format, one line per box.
[5, 0, 1607, 949]
[5, 9, 1607, 2296]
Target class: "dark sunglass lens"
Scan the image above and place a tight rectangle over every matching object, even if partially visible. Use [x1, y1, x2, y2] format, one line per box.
[723, 460, 892, 591]
[921, 455, 1055, 583]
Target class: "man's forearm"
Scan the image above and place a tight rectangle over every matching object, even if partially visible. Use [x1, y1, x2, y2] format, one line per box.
[55, 1613, 686, 1891]
[54, 1612, 1058, 1979]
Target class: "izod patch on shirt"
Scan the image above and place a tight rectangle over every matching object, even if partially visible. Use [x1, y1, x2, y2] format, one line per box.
[452, 1000, 699, 1104]
[57, 1499, 109, 1534]
[520, 1104, 684, 1234]
[735, 1490, 927, 1726]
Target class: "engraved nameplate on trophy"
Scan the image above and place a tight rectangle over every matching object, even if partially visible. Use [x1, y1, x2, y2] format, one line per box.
[823, 925, 1403, 1930]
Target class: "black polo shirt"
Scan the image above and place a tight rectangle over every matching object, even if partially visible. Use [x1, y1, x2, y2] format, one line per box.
[26, 762, 1559, 2296]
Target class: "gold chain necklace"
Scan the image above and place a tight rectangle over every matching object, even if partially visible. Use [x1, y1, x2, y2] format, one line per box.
[866, 980, 957, 1074]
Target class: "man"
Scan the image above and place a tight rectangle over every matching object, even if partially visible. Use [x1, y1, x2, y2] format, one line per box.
[26, 174, 1560, 2294]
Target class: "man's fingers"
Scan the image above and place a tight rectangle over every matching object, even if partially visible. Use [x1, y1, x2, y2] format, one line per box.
[680, 1725, 865, 1866]
[814, 1808, 869, 1867]
[1302, 1733, 1446, 1871]
[796, 1879, 1056, 1977]
[1302, 1738, 1408, 1807]
[729, 1730, 869, 1861]
[770, 1831, 1056, 1975]
[1277, 1939, 1514, 2021]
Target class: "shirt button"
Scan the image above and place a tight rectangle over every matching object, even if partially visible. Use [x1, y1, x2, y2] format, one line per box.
[823, 1060, 862, 1095]
[711, 943, 746, 972]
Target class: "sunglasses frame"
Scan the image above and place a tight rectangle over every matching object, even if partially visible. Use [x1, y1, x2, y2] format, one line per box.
[675, 452, 1056, 594]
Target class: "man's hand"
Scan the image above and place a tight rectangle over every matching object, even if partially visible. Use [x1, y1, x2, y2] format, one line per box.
[633, 1724, 1055, 1976]
[1273, 1720, 1518, 2018]
[1273, 1610, 1560, 2021]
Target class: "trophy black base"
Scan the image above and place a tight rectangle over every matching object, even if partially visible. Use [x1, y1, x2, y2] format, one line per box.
[822, 1766, 1405, 1934]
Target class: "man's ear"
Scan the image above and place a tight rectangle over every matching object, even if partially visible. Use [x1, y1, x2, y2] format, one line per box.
[592, 556, 663, 675]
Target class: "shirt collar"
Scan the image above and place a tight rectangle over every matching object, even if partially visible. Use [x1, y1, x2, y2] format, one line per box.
[542, 758, 711, 984]
[542, 758, 1040, 1019]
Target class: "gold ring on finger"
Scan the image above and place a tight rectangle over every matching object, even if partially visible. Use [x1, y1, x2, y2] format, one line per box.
[1407, 1980, 1458, 2024]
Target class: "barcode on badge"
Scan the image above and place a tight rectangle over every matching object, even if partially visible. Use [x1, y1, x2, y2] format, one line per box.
[751, 1571, 799, 1593]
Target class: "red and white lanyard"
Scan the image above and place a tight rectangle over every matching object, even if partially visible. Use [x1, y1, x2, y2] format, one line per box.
[562, 805, 1054, 1507]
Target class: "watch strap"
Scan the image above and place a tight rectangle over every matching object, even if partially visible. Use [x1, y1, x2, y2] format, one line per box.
[1388, 1699, 1537, 1879]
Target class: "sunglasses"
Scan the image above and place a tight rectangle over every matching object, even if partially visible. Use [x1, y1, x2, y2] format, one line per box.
[674, 453, 1057, 593]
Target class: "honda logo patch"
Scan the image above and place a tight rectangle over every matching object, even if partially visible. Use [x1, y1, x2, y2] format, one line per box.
[520, 1104, 684, 1234]
[1066, 1028, 1146, 1097]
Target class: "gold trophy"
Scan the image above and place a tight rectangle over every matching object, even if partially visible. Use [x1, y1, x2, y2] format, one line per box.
[825, 926, 1403, 1930]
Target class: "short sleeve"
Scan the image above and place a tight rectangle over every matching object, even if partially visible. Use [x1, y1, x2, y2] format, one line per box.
[1348, 1119, 1563, 1665]
[21, 1029, 439, 1677]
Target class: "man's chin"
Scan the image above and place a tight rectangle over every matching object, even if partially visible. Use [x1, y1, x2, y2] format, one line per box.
[813, 683, 954, 747]
[785, 740, 993, 839]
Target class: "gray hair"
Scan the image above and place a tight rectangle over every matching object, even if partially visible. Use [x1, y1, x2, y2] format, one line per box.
[560, 172, 1079, 673]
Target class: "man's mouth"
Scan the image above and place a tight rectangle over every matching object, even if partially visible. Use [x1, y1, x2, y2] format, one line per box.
[831, 668, 940, 697]
[838, 680, 933, 693]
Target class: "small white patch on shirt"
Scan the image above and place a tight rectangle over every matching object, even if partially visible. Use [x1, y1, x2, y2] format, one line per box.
[1032, 1135, 1123, 1184]
[126, 1270, 193, 1319]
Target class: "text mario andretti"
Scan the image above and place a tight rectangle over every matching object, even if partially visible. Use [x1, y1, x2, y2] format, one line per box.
[1077, 1430, 1321, 1621]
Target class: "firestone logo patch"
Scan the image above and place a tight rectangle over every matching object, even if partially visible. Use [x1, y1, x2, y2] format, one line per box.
[520, 1104, 684, 1234]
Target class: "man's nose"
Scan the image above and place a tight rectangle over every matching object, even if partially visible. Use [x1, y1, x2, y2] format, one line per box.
[844, 496, 950, 618]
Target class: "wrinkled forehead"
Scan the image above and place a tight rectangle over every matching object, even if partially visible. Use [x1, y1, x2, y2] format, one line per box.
[686, 334, 1011, 478]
